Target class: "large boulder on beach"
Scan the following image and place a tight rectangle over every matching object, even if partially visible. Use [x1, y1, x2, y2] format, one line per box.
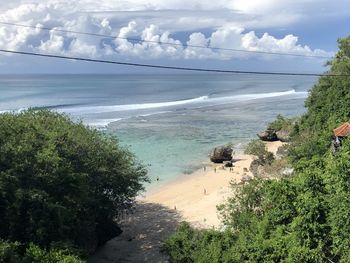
[276, 130, 291, 142]
[210, 146, 233, 163]
[257, 128, 278, 141]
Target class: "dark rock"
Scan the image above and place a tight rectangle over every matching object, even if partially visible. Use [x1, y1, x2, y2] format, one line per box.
[257, 128, 278, 141]
[276, 130, 290, 142]
[210, 145, 233, 163]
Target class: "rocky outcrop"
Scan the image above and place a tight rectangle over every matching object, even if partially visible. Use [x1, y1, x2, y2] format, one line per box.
[257, 128, 278, 141]
[258, 128, 291, 142]
[276, 145, 288, 160]
[249, 159, 260, 176]
[249, 159, 265, 177]
[281, 167, 294, 177]
[276, 130, 291, 142]
[210, 145, 233, 163]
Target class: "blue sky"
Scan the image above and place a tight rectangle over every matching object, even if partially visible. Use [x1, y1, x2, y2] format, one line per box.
[0, 0, 349, 74]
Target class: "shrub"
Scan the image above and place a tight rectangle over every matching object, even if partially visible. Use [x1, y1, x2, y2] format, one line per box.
[23, 244, 84, 263]
[0, 240, 84, 263]
[244, 139, 274, 165]
[0, 239, 21, 263]
[268, 114, 294, 132]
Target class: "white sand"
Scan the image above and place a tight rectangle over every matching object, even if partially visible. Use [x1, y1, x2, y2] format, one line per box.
[143, 155, 253, 228]
[142, 141, 283, 228]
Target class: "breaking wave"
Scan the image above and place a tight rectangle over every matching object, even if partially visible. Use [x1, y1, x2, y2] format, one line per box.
[58, 89, 306, 114]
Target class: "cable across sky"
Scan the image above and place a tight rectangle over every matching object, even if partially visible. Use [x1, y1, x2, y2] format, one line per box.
[0, 21, 332, 59]
[0, 48, 345, 77]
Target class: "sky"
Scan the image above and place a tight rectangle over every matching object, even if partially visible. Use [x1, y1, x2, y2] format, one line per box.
[0, 0, 349, 74]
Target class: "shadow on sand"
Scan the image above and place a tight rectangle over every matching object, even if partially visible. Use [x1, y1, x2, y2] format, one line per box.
[88, 202, 182, 263]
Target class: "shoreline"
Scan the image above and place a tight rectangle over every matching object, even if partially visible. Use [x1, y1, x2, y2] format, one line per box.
[140, 140, 283, 228]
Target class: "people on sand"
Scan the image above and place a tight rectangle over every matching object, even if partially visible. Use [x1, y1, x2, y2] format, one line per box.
[204, 188, 207, 195]
[156, 176, 159, 182]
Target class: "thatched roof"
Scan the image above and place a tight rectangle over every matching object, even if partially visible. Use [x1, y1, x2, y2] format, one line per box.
[334, 122, 350, 137]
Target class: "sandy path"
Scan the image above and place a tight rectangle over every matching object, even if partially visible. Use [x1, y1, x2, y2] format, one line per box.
[89, 203, 181, 263]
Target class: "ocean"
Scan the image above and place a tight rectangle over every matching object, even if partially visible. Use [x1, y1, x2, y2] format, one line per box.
[0, 74, 316, 187]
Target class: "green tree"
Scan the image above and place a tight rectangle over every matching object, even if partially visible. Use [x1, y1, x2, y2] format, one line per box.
[0, 110, 148, 255]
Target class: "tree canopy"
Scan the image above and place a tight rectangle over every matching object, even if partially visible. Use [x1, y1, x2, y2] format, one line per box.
[0, 110, 148, 260]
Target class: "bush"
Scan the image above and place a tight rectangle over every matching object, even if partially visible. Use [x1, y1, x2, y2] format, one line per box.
[244, 139, 274, 165]
[23, 244, 84, 263]
[163, 223, 235, 263]
[0, 240, 84, 263]
[0, 239, 21, 263]
[0, 110, 148, 255]
[268, 114, 294, 132]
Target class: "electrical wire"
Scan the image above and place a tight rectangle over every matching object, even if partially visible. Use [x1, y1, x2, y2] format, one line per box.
[0, 48, 345, 77]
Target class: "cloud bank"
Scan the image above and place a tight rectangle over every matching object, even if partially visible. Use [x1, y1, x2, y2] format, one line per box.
[0, 0, 336, 63]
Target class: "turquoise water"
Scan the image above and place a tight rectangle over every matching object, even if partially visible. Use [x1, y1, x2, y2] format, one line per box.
[0, 74, 317, 185]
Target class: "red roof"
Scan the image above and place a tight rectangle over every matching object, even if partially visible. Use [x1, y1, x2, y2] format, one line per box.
[334, 122, 350, 137]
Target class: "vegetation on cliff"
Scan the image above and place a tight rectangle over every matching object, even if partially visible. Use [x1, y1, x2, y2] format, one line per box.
[164, 37, 350, 263]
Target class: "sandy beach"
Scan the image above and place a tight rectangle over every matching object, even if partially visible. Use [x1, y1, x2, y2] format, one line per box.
[142, 140, 283, 228]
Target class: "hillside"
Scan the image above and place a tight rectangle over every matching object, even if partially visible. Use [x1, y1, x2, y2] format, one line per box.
[164, 37, 350, 263]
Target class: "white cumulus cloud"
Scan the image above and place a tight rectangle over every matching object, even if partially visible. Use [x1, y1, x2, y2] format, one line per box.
[0, 0, 338, 63]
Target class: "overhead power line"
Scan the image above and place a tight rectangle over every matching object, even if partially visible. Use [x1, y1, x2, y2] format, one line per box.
[0, 48, 345, 77]
[0, 21, 332, 59]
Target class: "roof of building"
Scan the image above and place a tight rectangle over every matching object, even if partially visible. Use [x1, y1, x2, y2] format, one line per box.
[334, 122, 350, 137]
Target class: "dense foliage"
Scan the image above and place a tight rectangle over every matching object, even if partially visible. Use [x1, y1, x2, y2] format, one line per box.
[0, 110, 148, 259]
[0, 239, 83, 263]
[164, 37, 350, 262]
[267, 114, 294, 132]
